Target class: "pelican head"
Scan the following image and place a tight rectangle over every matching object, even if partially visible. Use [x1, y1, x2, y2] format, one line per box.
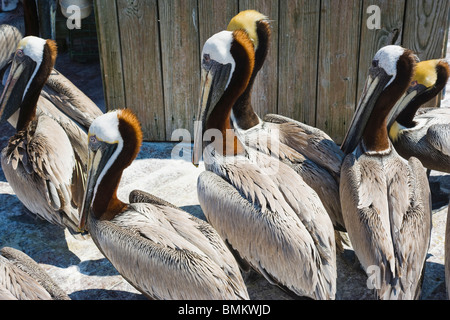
[79, 109, 142, 232]
[388, 59, 449, 129]
[192, 30, 255, 165]
[227, 10, 269, 51]
[0, 36, 57, 126]
[341, 45, 416, 154]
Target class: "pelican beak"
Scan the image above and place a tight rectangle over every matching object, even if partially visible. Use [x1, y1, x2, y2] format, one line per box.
[387, 60, 444, 128]
[341, 66, 393, 154]
[0, 54, 36, 123]
[78, 136, 118, 232]
[192, 59, 232, 166]
[386, 82, 426, 128]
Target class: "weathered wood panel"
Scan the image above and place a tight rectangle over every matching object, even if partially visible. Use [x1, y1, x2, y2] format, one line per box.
[158, 0, 200, 140]
[94, 0, 126, 111]
[403, 0, 450, 108]
[239, 0, 279, 118]
[356, 0, 406, 104]
[316, 0, 362, 144]
[116, 0, 165, 141]
[95, 0, 449, 142]
[198, 0, 238, 48]
[277, 0, 320, 126]
[403, 0, 450, 60]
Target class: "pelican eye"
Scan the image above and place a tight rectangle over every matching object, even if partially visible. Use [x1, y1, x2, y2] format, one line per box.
[89, 135, 97, 144]
[88, 135, 102, 150]
[372, 60, 379, 68]
[202, 54, 212, 68]
[16, 49, 24, 58]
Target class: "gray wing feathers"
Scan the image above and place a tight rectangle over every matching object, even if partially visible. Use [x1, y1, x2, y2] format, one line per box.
[90, 212, 248, 300]
[264, 113, 344, 180]
[0, 23, 23, 71]
[1, 116, 81, 232]
[340, 154, 397, 297]
[129, 189, 180, 210]
[395, 157, 431, 299]
[289, 158, 345, 231]
[340, 152, 431, 299]
[27, 118, 77, 211]
[162, 206, 248, 298]
[197, 169, 336, 299]
[0, 246, 70, 300]
[128, 188, 247, 291]
[426, 123, 450, 157]
[42, 69, 103, 131]
[0, 247, 70, 300]
[0, 255, 52, 300]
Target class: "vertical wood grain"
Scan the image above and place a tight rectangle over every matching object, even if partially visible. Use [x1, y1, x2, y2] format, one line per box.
[403, 0, 450, 60]
[95, 1, 450, 141]
[357, 0, 406, 104]
[238, 0, 279, 117]
[277, 0, 320, 127]
[403, 0, 450, 108]
[316, 0, 362, 144]
[159, 0, 200, 141]
[94, 0, 126, 112]
[116, 0, 165, 141]
[197, 0, 238, 48]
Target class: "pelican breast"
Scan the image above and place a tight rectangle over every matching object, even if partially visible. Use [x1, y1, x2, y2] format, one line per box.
[340, 144, 431, 299]
[88, 202, 249, 300]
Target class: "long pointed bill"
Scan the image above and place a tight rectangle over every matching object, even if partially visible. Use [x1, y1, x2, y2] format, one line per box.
[192, 68, 211, 167]
[192, 62, 232, 166]
[388, 59, 446, 128]
[341, 68, 392, 154]
[386, 89, 418, 128]
[78, 140, 118, 232]
[387, 81, 435, 128]
[0, 56, 36, 122]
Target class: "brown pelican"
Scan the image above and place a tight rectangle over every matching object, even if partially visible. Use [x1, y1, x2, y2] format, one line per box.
[0, 36, 89, 235]
[226, 10, 346, 232]
[193, 30, 336, 299]
[0, 246, 70, 300]
[388, 59, 450, 173]
[78, 109, 249, 300]
[340, 45, 432, 299]
[0, 0, 103, 132]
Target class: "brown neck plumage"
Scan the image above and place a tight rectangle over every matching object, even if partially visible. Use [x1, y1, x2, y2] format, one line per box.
[232, 20, 270, 130]
[206, 30, 255, 157]
[362, 51, 415, 152]
[17, 41, 56, 131]
[92, 111, 143, 221]
[396, 61, 449, 128]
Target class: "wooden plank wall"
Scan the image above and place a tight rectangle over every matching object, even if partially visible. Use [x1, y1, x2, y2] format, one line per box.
[94, 0, 450, 143]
